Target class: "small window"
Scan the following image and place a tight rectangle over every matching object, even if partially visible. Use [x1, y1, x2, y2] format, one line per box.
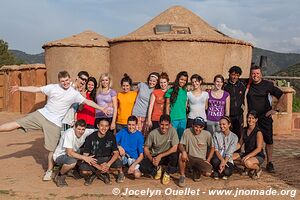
[154, 24, 172, 34]
[154, 24, 191, 35]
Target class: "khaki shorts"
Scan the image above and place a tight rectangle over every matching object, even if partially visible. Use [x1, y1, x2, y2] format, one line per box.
[16, 111, 60, 151]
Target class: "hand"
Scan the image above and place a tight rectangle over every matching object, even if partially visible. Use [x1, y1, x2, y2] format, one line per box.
[83, 155, 97, 165]
[118, 146, 125, 156]
[265, 109, 277, 117]
[102, 107, 112, 116]
[10, 84, 19, 94]
[152, 155, 161, 167]
[241, 156, 250, 163]
[99, 162, 110, 173]
[219, 160, 226, 173]
[181, 152, 188, 162]
[147, 120, 152, 129]
[110, 122, 116, 130]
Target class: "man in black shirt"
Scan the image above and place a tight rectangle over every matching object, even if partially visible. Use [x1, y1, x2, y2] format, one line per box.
[247, 66, 283, 173]
[224, 66, 246, 140]
[80, 118, 123, 185]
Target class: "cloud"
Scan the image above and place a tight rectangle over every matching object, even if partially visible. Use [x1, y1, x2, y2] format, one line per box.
[218, 24, 257, 45]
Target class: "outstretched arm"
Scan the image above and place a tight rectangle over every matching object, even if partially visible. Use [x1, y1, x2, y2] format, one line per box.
[83, 99, 110, 116]
[10, 85, 41, 94]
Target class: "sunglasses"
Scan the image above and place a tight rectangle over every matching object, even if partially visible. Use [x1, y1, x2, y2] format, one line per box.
[79, 76, 88, 82]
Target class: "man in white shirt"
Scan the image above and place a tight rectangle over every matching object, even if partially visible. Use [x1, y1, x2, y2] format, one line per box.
[0, 71, 109, 181]
[53, 119, 96, 187]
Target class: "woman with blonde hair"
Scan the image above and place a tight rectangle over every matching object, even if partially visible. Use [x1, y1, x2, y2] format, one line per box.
[95, 73, 117, 130]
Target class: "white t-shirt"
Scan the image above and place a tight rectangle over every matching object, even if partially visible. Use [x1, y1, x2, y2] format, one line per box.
[187, 91, 209, 121]
[53, 128, 95, 161]
[38, 84, 85, 127]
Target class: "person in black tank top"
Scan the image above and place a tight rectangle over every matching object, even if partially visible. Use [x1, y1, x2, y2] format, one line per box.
[233, 110, 265, 179]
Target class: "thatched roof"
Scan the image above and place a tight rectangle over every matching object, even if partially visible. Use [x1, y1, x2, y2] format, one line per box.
[43, 30, 109, 48]
[0, 64, 46, 71]
[110, 6, 252, 46]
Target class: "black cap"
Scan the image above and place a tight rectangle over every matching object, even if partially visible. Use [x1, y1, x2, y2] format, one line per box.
[193, 117, 206, 127]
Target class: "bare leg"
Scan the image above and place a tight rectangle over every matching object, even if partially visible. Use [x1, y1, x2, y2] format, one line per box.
[265, 144, 273, 163]
[47, 151, 54, 171]
[178, 154, 186, 176]
[0, 121, 21, 132]
[60, 163, 76, 175]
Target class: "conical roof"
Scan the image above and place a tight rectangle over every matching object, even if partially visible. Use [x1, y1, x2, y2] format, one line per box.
[110, 6, 252, 46]
[43, 30, 109, 48]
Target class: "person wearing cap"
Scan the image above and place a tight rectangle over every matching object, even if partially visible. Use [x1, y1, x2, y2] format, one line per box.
[178, 116, 214, 187]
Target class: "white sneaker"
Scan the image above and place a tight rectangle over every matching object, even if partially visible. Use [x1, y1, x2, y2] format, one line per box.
[43, 170, 53, 181]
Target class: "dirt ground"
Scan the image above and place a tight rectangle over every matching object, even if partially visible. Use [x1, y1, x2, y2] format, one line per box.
[0, 112, 299, 200]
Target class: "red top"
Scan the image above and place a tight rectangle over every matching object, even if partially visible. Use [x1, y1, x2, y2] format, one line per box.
[151, 89, 166, 121]
[77, 92, 95, 126]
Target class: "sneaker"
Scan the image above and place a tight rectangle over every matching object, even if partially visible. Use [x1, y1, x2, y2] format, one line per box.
[222, 176, 228, 180]
[192, 170, 201, 182]
[162, 172, 170, 185]
[96, 172, 111, 184]
[154, 167, 162, 180]
[248, 169, 255, 177]
[213, 172, 219, 180]
[241, 169, 249, 176]
[117, 172, 125, 183]
[178, 175, 186, 187]
[252, 168, 262, 180]
[43, 170, 53, 181]
[84, 174, 97, 186]
[266, 162, 275, 173]
[54, 175, 68, 187]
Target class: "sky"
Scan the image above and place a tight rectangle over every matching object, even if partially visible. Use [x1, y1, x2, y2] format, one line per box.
[1, 0, 300, 54]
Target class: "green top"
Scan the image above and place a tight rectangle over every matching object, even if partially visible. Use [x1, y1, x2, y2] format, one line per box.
[145, 127, 179, 156]
[165, 87, 187, 120]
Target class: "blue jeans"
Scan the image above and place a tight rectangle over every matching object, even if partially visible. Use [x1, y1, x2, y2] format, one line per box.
[172, 119, 186, 140]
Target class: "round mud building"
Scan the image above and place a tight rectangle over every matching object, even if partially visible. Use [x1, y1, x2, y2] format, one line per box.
[43, 30, 110, 83]
[109, 6, 253, 83]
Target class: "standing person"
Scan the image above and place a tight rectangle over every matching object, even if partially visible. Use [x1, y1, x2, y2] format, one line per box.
[178, 117, 213, 187]
[139, 114, 179, 185]
[147, 72, 169, 130]
[132, 72, 159, 134]
[80, 118, 123, 185]
[211, 116, 238, 180]
[0, 71, 110, 181]
[224, 66, 246, 139]
[233, 110, 265, 179]
[165, 71, 188, 139]
[62, 71, 89, 131]
[116, 74, 137, 132]
[207, 75, 230, 135]
[95, 73, 117, 131]
[53, 120, 97, 187]
[186, 74, 209, 128]
[77, 77, 97, 130]
[247, 65, 283, 173]
[116, 116, 144, 179]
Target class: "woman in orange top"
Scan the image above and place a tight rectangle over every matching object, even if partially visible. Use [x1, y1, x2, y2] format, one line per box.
[116, 74, 137, 132]
[147, 72, 169, 130]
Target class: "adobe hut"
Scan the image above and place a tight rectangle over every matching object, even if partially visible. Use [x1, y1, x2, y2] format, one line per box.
[109, 6, 253, 83]
[43, 30, 110, 83]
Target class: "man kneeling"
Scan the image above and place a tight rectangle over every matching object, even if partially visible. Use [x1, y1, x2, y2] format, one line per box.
[53, 120, 97, 187]
[80, 118, 123, 185]
[116, 115, 144, 180]
[178, 117, 214, 187]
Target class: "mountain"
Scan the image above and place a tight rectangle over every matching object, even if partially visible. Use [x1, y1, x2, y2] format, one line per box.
[252, 48, 300, 75]
[9, 50, 44, 64]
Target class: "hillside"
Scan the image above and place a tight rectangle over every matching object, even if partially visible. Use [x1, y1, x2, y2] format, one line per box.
[275, 63, 300, 95]
[9, 50, 44, 64]
[252, 48, 300, 75]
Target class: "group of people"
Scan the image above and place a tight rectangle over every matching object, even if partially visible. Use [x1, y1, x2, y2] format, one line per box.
[0, 65, 284, 188]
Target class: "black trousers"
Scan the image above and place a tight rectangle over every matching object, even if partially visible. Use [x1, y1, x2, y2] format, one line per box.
[211, 155, 234, 177]
[139, 152, 178, 176]
[230, 115, 243, 140]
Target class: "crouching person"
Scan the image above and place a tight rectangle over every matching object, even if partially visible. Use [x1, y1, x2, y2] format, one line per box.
[178, 117, 213, 187]
[116, 115, 144, 179]
[139, 114, 179, 185]
[80, 118, 123, 185]
[233, 110, 265, 179]
[53, 120, 97, 187]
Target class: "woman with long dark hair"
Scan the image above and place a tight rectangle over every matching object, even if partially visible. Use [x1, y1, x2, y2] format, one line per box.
[165, 71, 188, 139]
[233, 110, 265, 179]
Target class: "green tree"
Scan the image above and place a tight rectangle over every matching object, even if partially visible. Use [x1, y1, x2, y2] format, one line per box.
[0, 39, 22, 67]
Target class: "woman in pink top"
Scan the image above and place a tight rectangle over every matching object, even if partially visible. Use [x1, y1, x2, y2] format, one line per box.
[147, 72, 169, 130]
